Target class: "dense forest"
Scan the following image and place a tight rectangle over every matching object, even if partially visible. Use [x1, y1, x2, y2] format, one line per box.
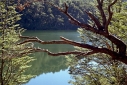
[0, 0, 127, 85]
[16, 0, 93, 30]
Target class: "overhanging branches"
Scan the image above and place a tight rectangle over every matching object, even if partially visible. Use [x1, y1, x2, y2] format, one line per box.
[17, 0, 127, 64]
[18, 35, 127, 64]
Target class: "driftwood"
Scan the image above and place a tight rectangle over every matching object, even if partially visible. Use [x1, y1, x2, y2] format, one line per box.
[17, 0, 127, 64]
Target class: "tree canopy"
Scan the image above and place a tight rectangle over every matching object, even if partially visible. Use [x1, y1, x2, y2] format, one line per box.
[15, 0, 93, 30]
[0, 1, 35, 84]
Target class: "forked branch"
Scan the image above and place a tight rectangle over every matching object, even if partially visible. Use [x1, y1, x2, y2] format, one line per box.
[105, 0, 118, 32]
[96, 0, 107, 29]
[47, 1, 126, 63]
[19, 35, 127, 64]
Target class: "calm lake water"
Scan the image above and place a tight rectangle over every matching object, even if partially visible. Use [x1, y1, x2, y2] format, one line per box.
[23, 30, 81, 85]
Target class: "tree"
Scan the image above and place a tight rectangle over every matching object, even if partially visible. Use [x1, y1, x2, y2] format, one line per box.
[61, 0, 127, 84]
[17, 0, 127, 64]
[0, 1, 35, 85]
[14, 0, 127, 84]
[65, 1, 127, 83]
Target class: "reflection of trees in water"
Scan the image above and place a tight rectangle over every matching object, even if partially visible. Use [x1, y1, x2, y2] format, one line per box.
[25, 52, 67, 76]
[23, 31, 78, 76]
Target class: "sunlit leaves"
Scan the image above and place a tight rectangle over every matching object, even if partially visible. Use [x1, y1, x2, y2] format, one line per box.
[66, 0, 127, 85]
[108, 1, 127, 43]
[0, 1, 35, 85]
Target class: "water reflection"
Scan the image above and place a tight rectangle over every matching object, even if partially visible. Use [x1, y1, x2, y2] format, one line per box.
[25, 53, 68, 76]
[23, 30, 80, 85]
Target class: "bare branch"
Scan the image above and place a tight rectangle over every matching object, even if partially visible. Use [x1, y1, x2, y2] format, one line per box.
[75, 51, 99, 59]
[18, 39, 66, 45]
[100, 0, 104, 3]
[19, 36, 125, 57]
[47, 1, 99, 32]
[64, 3, 69, 13]
[37, 46, 127, 64]
[20, 47, 84, 56]
[96, 0, 107, 29]
[19, 35, 38, 39]
[105, 0, 118, 32]
[85, 11, 102, 31]
[18, 34, 127, 64]
[60, 36, 99, 50]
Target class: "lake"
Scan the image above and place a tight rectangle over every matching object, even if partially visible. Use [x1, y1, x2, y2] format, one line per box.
[23, 30, 81, 85]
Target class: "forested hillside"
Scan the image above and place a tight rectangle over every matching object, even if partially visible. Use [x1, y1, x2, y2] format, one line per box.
[16, 0, 93, 30]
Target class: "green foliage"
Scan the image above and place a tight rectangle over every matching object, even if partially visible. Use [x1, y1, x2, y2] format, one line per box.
[109, 1, 127, 43]
[18, 0, 92, 30]
[66, 0, 127, 85]
[91, 0, 127, 44]
[0, 1, 35, 85]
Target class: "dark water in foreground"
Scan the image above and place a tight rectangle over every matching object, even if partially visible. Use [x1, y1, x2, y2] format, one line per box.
[23, 30, 80, 85]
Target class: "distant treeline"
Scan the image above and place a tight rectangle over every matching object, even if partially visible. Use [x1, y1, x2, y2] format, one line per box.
[16, 0, 93, 30]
